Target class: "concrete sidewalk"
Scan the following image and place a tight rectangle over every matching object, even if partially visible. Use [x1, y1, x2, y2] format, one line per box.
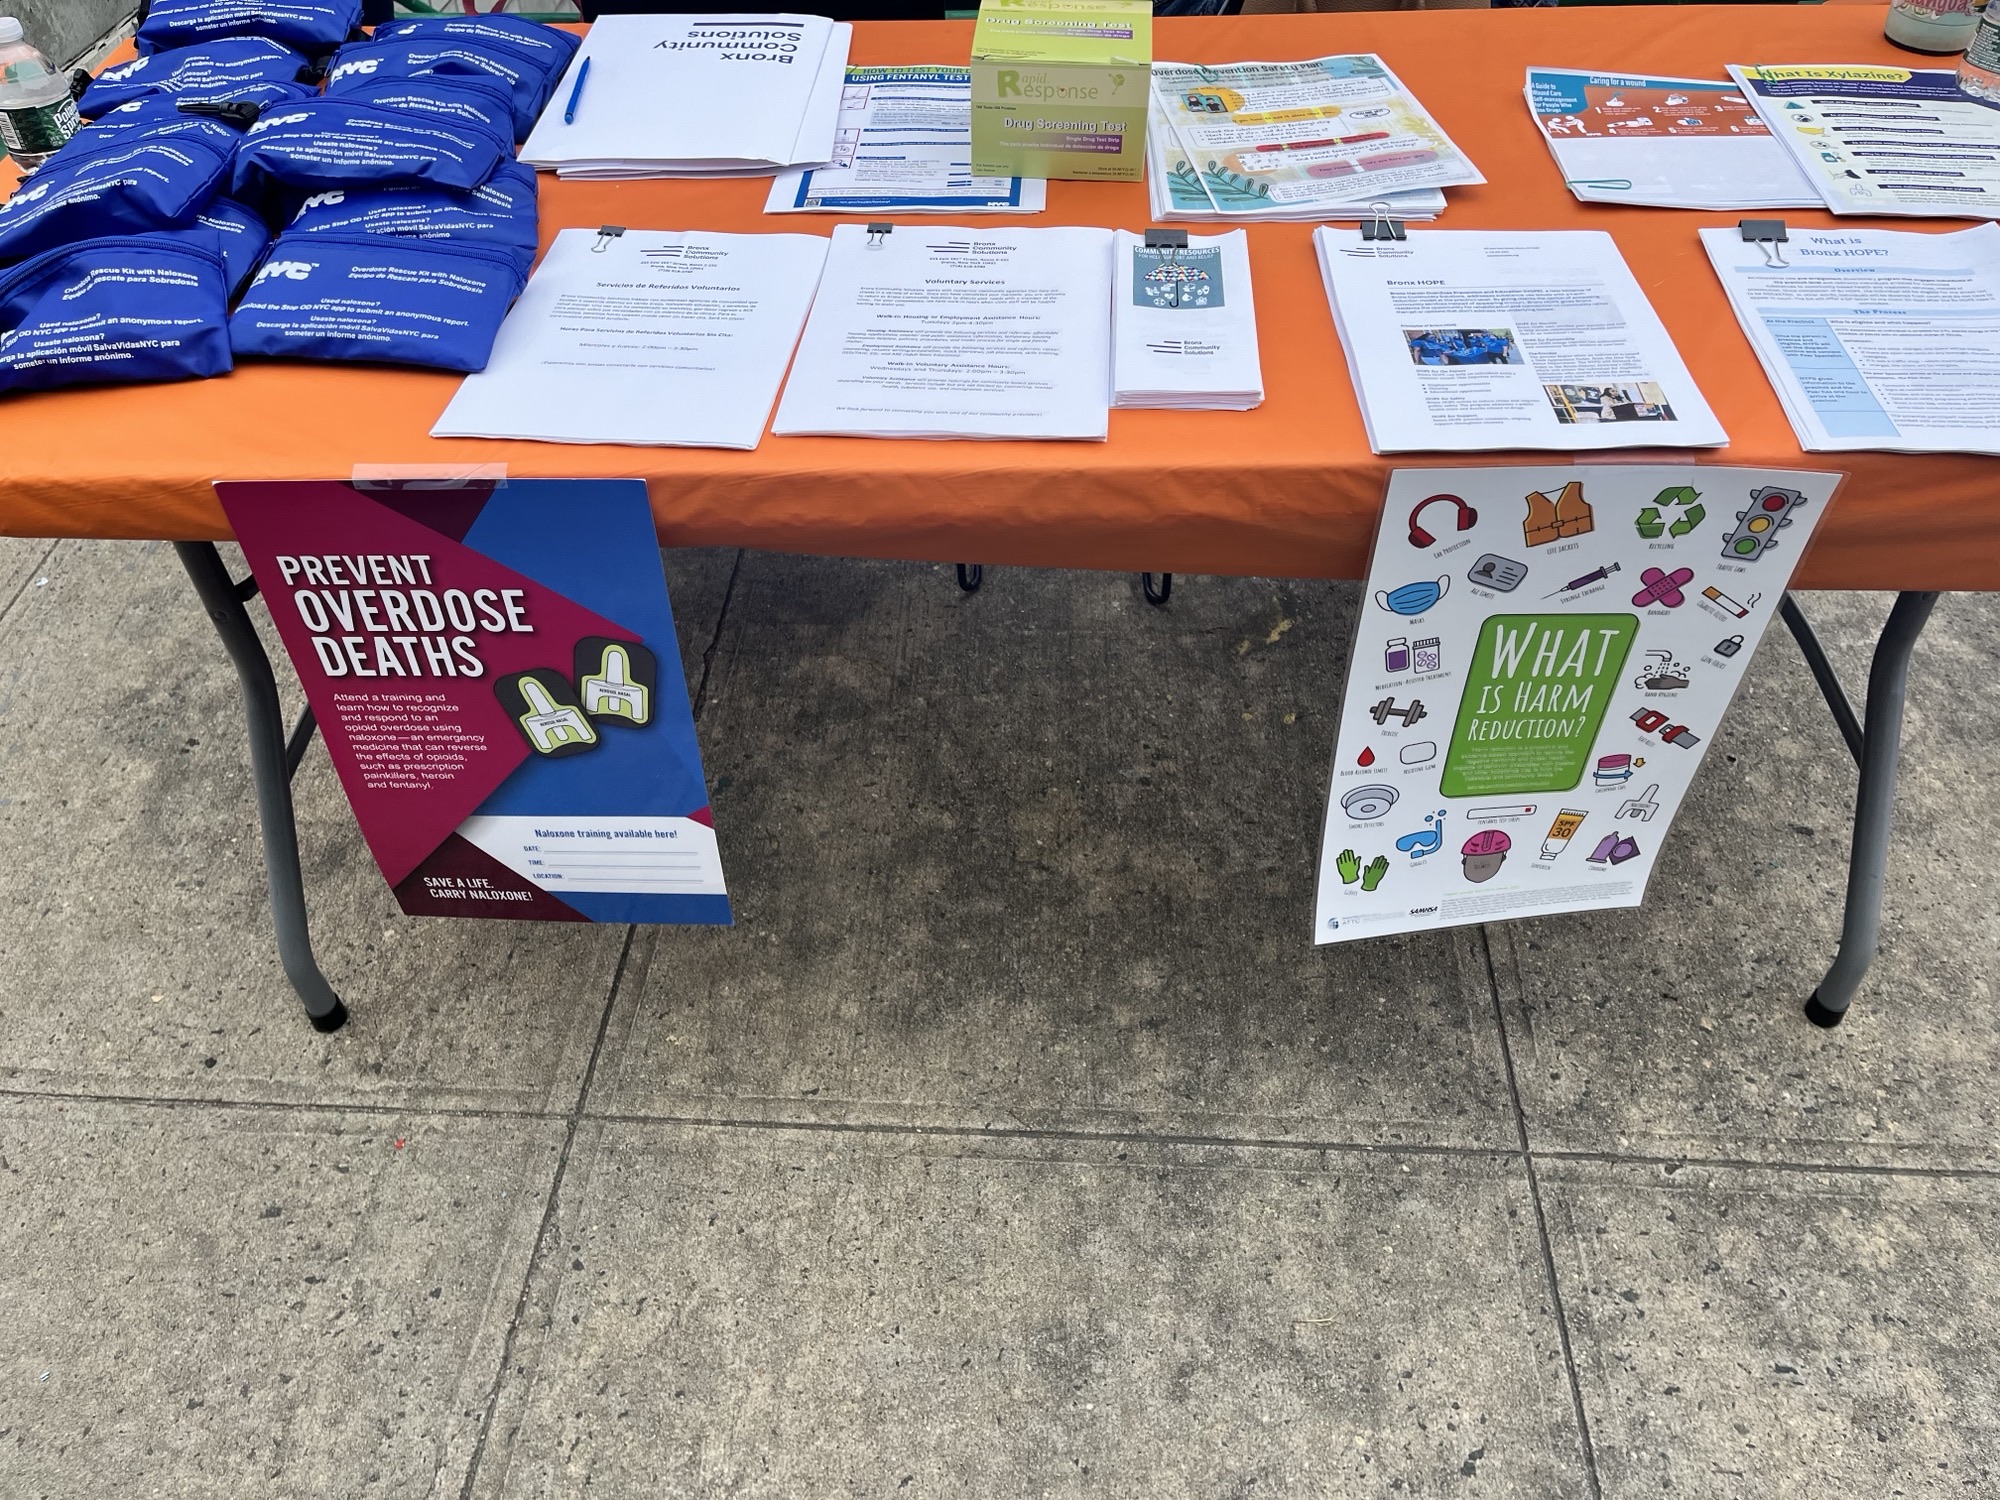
[0, 540, 1994, 1498]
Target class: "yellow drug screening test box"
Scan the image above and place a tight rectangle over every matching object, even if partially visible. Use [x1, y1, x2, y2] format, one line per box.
[970, 0, 1151, 182]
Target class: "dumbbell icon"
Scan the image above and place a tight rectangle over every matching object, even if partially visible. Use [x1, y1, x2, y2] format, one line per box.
[1370, 696, 1427, 727]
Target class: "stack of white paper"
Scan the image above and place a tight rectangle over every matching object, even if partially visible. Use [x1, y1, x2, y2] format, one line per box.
[1112, 229, 1262, 410]
[1147, 56, 1478, 223]
[521, 14, 851, 180]
[432, 228, 830, 451]
[1701, 222, 2000, 454]
[1525, 67, 1819, 211]
[1312, 226, 1727, 453]
[765, 66, 1045, 215]
[773, 224, 1114, 441]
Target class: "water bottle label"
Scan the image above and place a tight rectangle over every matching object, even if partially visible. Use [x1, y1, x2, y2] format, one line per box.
[1969, 16, 2000, 69]
[0, 96, 80, 156]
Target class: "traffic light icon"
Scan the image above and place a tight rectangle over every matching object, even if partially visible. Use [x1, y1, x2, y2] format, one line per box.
[1720, 485, 1806, 561]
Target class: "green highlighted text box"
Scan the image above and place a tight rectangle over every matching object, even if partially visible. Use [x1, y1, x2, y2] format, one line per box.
[1441, 613, 1637, 797]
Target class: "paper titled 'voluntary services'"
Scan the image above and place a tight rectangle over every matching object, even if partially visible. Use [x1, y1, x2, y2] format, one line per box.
[1313, 227, 1727, 453]
[772, 224, 1114, 441]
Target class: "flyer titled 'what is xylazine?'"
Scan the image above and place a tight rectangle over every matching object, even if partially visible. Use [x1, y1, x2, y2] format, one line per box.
[1315, 464, 1840, 943]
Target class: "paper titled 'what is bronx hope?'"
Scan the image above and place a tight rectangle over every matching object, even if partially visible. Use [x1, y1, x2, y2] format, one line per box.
[1316, 464, 1840, 944]
[216, 478, 729, 925]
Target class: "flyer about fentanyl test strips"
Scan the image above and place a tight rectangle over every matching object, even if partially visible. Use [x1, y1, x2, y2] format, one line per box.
[1315, 465, 1839, 944]
[215, 478, 729, 925]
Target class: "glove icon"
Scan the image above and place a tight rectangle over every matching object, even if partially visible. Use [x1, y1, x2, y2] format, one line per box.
[517, 675, 597, 754]
[1360, 855, 1388, 891]
[1338, 848, 1361, 885]
[580, 642, 650, 725]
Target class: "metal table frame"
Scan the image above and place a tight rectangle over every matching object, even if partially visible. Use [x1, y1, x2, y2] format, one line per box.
[178, 539, 1937, 1034]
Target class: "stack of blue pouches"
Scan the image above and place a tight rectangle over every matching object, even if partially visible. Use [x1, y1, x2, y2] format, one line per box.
[134, 0, 364, 58]
[0, 1, 568, 392]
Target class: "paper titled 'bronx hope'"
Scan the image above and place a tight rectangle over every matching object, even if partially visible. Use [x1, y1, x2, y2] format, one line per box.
[1440, 613, 1638, 797]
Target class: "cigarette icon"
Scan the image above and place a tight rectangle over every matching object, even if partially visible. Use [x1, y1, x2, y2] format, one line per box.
[1704, 585, 1750, 619]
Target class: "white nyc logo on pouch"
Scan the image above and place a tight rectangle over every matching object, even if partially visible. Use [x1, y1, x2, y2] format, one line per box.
[298, 191, 346, 214]
[328, 58, 379, 83]
[251, 260, 316, 287]
[100, 58, 149, 81]
[248, 111, 312, 135]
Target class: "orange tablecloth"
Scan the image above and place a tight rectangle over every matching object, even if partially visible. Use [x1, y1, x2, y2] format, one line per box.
[1, 6, 1993, 589]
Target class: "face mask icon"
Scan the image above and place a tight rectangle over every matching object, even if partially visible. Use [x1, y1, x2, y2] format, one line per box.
[497, 669, 600, 757]
[1376, 576, 1449, 616]
[578, 639, 653, 725]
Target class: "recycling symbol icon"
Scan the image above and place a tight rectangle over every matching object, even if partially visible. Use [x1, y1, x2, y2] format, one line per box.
[1636, 485, 1705, 540]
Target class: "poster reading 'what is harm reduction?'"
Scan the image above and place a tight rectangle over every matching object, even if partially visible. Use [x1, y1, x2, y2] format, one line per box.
[215, 479, 729, 925]
[1315, 465, 1839, 944]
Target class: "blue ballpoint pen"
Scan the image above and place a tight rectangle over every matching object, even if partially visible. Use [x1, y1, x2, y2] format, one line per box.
[563, 57, 592, 125]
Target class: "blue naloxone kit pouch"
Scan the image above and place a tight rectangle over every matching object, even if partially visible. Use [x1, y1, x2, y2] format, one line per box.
[136, 0, 363, 58]
[0, 233, 234, 394]
[59, 100, 246, 159]
[0, 134, 234, 265]
[229, 97, 509, 200]
[323, 34, 562, 141]
[371, 13, 580, 100]
[326, 70, 522, 149]
[81, 37, 315, 117]
[228, 233, 527, 373]
[163, 197, 272, 296]
[283, 158, 540, 276]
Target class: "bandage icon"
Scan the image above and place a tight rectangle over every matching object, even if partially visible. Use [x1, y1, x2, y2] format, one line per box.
[581, 642, 650, 724]
[517, 677, 597, 754]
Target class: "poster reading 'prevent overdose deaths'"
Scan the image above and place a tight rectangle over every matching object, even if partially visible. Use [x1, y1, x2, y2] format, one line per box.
[1315, 465, 1840, 944]
[215, 478, 729, 926]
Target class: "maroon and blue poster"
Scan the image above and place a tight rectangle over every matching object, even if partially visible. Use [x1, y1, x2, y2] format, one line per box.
[214, 478, 730, 925]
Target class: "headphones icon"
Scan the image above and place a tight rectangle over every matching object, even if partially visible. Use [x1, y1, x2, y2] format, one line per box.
[1408, 493, 1478, 548]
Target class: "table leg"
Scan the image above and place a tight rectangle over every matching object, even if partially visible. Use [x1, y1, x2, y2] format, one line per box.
[1801, 590, 1939, 1029]
[1141, 572, 1172, 607]
[955, 564, 983, 593]
[175, 542, 348, 1033]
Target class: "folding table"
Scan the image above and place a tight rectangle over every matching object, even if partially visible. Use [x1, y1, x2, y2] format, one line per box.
[1, 7, 1984, 1031]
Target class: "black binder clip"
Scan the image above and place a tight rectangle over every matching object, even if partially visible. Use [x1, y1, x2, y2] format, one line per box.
[866, 223, 894, 248]
[591, 225, 625, 254]
[178, 99, 263, 127]
[1362, 203, 1406, 244]
[1144, 229, 1188, 250]
[1740, 218, 1789, 267]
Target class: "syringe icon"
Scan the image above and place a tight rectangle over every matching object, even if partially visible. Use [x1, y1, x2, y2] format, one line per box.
[1545, 562, 1620, 598]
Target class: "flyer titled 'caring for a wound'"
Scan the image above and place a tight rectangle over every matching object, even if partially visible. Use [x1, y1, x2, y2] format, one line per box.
[1315, 464, 1840, 943]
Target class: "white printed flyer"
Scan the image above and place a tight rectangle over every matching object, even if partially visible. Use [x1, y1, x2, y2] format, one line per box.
[1729, 63, 2000, 218]
[1314, 465, 1841, 944]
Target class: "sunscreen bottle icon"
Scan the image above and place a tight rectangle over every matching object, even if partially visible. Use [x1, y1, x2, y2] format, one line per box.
[1541, 808, 1587, 861]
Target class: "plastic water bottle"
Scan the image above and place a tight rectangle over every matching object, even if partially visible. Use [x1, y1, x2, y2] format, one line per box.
[1885, 0, 1983, 55]
[1962, 2, 2000, 98]
[0, 17, 78, 171]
